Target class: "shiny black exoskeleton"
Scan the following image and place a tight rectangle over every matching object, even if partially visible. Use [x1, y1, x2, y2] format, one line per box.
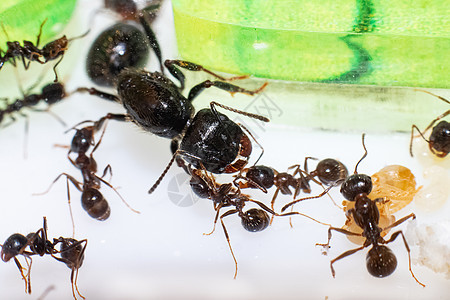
[0, 217, 87, 298]
[86, 1, 162, 86]
[410, 90, 449, 158]
[306, 158, 349, 186]
[0, 82, 66, 125]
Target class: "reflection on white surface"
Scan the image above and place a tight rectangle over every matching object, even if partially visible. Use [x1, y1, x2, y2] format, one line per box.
[0, 0, 449, 299]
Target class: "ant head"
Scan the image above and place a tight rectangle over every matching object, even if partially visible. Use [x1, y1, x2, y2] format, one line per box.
[81, 188, 111, 221]
[42, 36, 68, 60]
[245, 165, 275, 190]
[70, 127, 94, 154]
[189, 170, 211, 199]
[366, 245, 397, 278]
[340, 174, 372, 201]
[240, 208, 270, 232]
[42, 82, 66, 105]
[429, 120, 450, 156]
[1, 233, 28, 262]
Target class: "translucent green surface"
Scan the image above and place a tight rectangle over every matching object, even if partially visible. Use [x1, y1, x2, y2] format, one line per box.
[173, 0, 450, 88]
[0, 0, 77, 48]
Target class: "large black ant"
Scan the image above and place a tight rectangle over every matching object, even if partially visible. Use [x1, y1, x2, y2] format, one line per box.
[37, 114, 139, 234]
[410, 90, 449, 158]
[0, 19, 87, 82]
[76, 58, 268, 193]
[307, 134, 425, 286]
[0, 217, 87, 299]
[188, 164, 330, 278]
[86, 2, 163, 86]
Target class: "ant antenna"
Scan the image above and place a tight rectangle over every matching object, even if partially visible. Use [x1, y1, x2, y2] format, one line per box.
[354, 133, 367, 174]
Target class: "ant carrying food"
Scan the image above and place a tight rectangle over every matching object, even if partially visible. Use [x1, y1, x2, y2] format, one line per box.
[36, 114, 139, 234]
[410, 90, 449, 158]
[76, 58, 268, 193]
[86, 2, 163, 86]
[188, 164, 329, 278]
[0, 19, 87, 82]
[313, 134, 425, 286]
[0, 217, 87, 299]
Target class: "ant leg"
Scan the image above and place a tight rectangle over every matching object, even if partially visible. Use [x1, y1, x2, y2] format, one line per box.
[95, 174, 140, 214]
[188, 80, 268, 102]
[278, 211, 330, 226]
[316, 226, 362, 252]
[409, 125, 430, 157]
[382, 213, 415, 232]
[13, 257, 29, 293]
[329, 245, 366, 277]
[269, 187, 281, 225]
[383, 230, 425, 287]
[203, 203, 224, 236]
[139, 11, 164, 72]
[91, 113, 128, 154]
[281, 186, 333, 212]
[35, 19, 48, 47]
[73, 87, 121, 102]
[218, 209, 239, 279]
[51, 55, 64, 82]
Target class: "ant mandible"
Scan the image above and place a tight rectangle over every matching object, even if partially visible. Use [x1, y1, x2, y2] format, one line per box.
[0, 217, 87, 299]
[315, 134, 425, 286]
[410, 90, 449, 158]
[0, 19, 87, 82]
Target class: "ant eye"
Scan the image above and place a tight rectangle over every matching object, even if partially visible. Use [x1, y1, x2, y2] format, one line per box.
[366, 245, 397, 278]
[340, 174, 372, 201]
[241, 208, 270, 232]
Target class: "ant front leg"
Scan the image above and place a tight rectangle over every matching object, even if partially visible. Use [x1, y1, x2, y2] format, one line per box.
[74, 87, 121, 102]
[329, 245, 366, 278]
[382, 213, 415, 232]
[139, 11, 164, 72]
[218, 209, 240, 279]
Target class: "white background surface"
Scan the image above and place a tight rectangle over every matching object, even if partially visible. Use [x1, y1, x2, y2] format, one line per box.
[0, 0, 449, 299]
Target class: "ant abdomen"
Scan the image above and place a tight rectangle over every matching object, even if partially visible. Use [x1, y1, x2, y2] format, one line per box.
[314, 158, 348, 186]
[86, 23, 150, 87]
[366, 245, 397, 278]
[81, 188, 111, 221]
[241, 208, 270, 232]
[1, 234, 28, 262]
[340, 174, 372, 201]
[42, 82, 66, 105]
[59, 238, 85, 270]
[244, 165, 275, 190]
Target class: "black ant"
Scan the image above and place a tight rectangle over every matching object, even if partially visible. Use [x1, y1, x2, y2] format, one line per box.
[309, 134, 425, 286]
[0, 19, 87, 82]
[76, 58, 268, 193]
[189, 164, 329, 278]
[0, 217, 87, 299]
[36, 114, 139, 234]
[86, 2, 163, 86]
[410, 90, 449, 158]
[0, 81, 66, 126]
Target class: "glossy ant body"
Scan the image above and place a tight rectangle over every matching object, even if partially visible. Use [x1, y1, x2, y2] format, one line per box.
[410, 90, 449, 158]
[86, 3, 163, 86]
[0, 217, 87, 299]
[0, 82, 66, 126]
[313, 134, 425, 286]
[38, 114, 139, 233]
[77, 59, 268, 193]
[0, 19, 86, 82]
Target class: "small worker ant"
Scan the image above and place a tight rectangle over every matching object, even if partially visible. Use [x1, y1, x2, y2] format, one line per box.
[0, 19, 88, 82]
[86, 3, 163, 86]
[36, 114, 139, 234]
[0, 81, 66, 127]
[188, 164, 329, 278]
[314, 134, 425, 286]
[0, 217, 87, 299]
[410, 90, 449, 158]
